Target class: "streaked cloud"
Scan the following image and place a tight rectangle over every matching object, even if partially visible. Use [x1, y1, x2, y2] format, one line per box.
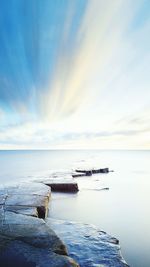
[0, 0, 150, 149]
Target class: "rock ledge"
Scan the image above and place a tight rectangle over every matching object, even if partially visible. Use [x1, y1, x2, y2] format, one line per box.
[0, 182, 79, 267]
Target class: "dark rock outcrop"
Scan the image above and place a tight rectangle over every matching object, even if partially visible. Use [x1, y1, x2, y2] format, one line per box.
[46, 182, 79, 193]
[75, 167, 109, 174]
[72, 172, 86, 178]
[32, 177, 79, 193]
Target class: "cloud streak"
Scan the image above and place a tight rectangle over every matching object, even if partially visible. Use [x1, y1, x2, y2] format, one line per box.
[0, 0, 150, 149]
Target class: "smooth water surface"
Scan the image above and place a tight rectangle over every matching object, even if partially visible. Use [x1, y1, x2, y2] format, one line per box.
[0, 149, 150, 267]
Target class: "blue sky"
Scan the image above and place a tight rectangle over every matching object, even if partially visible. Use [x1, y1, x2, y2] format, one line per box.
[0, 0, 150, 149]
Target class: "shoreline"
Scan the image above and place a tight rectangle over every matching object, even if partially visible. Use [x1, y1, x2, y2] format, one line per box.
[0, 175, 129, 266]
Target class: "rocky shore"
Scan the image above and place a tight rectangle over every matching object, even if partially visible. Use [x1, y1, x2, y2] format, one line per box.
[47, 218, 129, 267]
[0, 182, 78, 266]
[0, 176, 129, 267]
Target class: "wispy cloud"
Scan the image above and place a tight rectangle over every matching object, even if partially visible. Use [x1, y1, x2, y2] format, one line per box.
[40, 0, 150, 121]
[0, 0, 150, 149]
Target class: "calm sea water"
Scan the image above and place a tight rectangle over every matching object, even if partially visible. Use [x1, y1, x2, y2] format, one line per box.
[0, 149, 149, 267]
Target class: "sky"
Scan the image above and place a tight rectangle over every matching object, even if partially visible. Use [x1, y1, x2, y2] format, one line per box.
[0, 0, 150, 150]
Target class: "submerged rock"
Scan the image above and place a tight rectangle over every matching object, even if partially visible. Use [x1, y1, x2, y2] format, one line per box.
[47, 218, 129, 267]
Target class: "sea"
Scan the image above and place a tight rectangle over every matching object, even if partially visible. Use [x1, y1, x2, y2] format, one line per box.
[0, 149, 149, 267]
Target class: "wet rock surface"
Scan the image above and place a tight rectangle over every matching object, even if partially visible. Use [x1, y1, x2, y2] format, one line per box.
[0, 182, 79, 267]
[75, 168, 109, 175]
[47, 218, 129, 267]
[0, 179, 129, 267]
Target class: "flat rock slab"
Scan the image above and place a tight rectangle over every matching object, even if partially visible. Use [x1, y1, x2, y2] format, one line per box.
[72, 172, 86, 178]
[5, 194, 49, 208]
[0, 183, 79, 267]
[4, 182, 51, 197]
[32, 171, 73, 182]
[0, 182, 51, 219]
[33, 178, 79, 193]
[75, 168, 109, 175]
[47, 218, 129, 267]
[46, 182, 79, 193]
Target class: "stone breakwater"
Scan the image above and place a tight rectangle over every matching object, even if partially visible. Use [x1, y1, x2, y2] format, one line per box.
[0, 180, 129, 267]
